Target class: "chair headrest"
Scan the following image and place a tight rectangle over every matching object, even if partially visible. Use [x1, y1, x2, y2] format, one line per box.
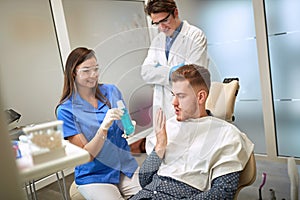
[206, 79, 239, 122]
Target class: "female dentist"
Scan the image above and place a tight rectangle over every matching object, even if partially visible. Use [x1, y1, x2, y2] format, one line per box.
[56, 47, 141, 200]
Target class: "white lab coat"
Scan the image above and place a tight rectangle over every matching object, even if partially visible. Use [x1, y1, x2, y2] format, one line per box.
[141, 21, 208, 154]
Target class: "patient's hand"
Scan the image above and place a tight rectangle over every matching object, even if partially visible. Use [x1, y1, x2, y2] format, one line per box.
[154, 108, 167, 159]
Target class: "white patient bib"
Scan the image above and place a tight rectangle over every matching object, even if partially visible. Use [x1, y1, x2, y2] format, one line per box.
[157, 116, 254, 191]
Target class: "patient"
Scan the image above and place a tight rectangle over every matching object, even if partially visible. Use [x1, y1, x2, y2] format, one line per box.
[129, 64, 254, 199]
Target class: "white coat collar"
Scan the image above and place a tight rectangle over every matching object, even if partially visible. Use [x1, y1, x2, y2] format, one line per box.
[166, 21, 190, 64]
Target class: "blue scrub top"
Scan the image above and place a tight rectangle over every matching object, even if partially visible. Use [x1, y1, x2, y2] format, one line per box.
[56, 84, 138, 185]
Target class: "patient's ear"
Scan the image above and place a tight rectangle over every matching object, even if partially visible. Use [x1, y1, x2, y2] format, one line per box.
[197, 89, 208, 104]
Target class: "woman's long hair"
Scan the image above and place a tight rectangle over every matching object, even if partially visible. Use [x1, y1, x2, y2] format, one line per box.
[55, 47, 111, 114]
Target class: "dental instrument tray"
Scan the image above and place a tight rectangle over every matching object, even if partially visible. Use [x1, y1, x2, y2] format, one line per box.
[22, 120, 66, 164]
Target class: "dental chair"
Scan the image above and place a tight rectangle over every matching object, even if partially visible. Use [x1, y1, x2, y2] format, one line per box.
[234, 152, 256, 200]
[206, 77, 239, 122]
[206, 78, 256, 199]
[69, 78, 256, 200]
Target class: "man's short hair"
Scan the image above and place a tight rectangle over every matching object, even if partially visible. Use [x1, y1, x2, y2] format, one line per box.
[171, 64, 211, 92]
[145, 0, 177, 16]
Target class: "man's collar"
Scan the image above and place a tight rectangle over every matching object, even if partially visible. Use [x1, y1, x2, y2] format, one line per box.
[168, 21, 183, 39]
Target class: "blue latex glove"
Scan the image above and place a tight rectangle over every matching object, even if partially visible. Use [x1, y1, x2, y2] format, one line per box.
[155, 62, 161, 68]
[169, 62, 185, 80]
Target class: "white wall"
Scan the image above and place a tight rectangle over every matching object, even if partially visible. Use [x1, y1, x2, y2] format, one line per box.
[0, 0, 63, 127]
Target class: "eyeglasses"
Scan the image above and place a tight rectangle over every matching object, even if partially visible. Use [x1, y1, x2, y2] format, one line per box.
[77, 65, 100, 78]
[151, 13, 171, 26]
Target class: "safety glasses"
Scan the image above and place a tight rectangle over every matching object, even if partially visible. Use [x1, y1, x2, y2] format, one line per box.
[151, 13, 171, 26]
[77, 66, 100, 78]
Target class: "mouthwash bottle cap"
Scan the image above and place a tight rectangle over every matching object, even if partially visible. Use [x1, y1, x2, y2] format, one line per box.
[117, 100, 125, 109]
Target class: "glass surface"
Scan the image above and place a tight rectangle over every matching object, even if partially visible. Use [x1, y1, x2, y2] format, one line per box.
[264, 0, 300, 35]
[208, 40, 261, 100]
[63, 0, 152, 132]
[234, 101, 266, 154]
[177, 0, 256, 43]
[177, 0, 265, 154]
[0, 0, 63, 126]
[268, 33, 300, 99]
[265, 0, 300, 157]
[274, 101, 300, 157]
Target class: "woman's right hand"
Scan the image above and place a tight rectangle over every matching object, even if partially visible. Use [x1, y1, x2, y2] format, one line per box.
[100, 108, 124, 131]
[79, 108, 123, 160]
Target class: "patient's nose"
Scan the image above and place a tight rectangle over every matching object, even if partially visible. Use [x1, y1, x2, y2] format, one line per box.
[172, 96, 178, 106]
